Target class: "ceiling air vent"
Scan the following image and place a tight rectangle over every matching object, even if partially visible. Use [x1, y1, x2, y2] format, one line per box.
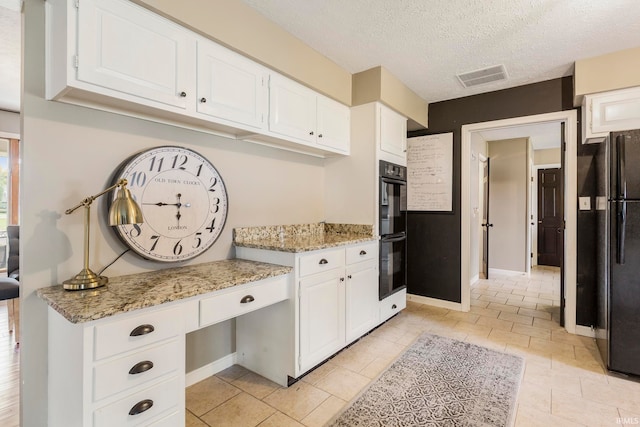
[456, 65, 508, 88]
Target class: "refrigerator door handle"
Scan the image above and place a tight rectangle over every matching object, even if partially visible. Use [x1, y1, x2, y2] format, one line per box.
[617, 200, 627, 265]
[617, 135, 627, 199]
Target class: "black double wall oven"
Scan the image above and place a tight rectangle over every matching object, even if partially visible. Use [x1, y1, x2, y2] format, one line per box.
[379, 160, 407, 300]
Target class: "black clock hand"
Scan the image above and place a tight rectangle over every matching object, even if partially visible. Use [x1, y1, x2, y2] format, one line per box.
[143, 202, 176, 207]
[175, 194, 182, 226]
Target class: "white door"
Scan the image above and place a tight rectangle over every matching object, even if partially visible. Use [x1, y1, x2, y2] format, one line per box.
[299, 271, 345, 371]
[316, 96, 350, 153]
[77, 0, 194, 109]
[345, 263, 378, 343]
[269, 74, 317, 144]
[196, 41, 268, 130]
[379, 104, 407, 157]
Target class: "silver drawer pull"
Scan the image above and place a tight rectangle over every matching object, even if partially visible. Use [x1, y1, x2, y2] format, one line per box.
[359, 250, 367, 255]
[240, 295, 255, 304]
[129, 360, 154, 375]
[130, 324, 155, 337]
[319, 258, 328, 265]
[129, 399, 153, 416]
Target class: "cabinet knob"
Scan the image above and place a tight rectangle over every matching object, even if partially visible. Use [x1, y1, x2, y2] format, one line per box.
[319, 258, 328, 265]
[392, 304, 397, 309]
[179, 91, 187, 97]
[129, 399, 154, 416]
[130, 324, 155, 337]
[340, 277, 345, 282]
[347, 275, 352, 279]
[240, 295, 255, 304]
[129, 360, 154, 375]
[359, 250, 367, 256]
[200, 97, 207, 103]
[318, 134, 323, 138]
[309, 131, 314, 136]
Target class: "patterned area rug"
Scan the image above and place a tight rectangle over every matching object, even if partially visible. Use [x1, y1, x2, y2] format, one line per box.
[329, 333, 524, 426]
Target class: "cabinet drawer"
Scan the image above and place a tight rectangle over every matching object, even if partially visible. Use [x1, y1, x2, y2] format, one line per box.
[298, 248, 345, 277]
[379, 288, 407, 322]
[93, 339, 180, 402]
[346, 241, 377, 265]
[93, 376, 181, 427]
[94, 307, 182, 361]
[199, 275, 289, 327]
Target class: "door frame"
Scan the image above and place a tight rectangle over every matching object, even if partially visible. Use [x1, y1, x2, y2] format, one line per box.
[461, 110, 578, 334]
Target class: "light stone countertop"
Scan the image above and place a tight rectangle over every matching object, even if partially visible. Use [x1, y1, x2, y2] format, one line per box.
[37, 259, 292, 324]
[233, 223, 377, 252]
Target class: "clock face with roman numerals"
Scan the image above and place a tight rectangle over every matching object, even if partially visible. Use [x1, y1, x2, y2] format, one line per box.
[109, 146, 228, 262]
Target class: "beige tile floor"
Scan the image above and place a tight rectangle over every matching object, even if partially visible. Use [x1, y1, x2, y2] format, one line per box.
[186, 266, 640, 426]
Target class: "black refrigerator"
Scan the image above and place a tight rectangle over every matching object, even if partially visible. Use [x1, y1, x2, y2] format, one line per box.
[596, 129, 640, 377]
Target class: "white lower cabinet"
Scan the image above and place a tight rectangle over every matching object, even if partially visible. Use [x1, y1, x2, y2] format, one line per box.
[48, 304, 186, 427]
[236, 240, 381, 377]
[379, 288, 408, 323]
[299, 269, 346, 371]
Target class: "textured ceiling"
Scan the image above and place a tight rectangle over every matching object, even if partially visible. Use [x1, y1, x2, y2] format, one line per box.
[242, 0, 640, 104]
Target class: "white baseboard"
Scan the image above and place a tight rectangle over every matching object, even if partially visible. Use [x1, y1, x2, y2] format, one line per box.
[574, 325, 596, 338]
[489, 268, 527, 276]
[185, 352, 237, 387]
[407, 293, 465, 312]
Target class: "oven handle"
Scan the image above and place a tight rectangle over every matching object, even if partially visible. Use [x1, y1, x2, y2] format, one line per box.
[381, 234, 406, 243]
[381, 177, 406, 186]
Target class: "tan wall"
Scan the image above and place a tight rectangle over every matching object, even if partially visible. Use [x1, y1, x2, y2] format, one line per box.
[487, 138, 528, 273]
[574, 46, 640, 105]
[534, 148, 561, 165]
[353, 66, 429, 128]
[134, 0, 352, 105]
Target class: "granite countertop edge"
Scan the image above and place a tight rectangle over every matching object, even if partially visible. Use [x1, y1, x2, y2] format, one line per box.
[37, 259, 293, 324]
[233, 234, 378, 253]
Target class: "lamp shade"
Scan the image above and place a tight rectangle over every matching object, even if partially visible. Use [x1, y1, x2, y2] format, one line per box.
[109, 187, 143, 226]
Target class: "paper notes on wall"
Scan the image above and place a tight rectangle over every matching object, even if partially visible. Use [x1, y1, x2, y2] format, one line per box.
[407, 133, 453, 212]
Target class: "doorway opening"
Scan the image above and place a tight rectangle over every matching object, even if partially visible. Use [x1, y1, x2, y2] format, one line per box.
[461, 110, 578, 334]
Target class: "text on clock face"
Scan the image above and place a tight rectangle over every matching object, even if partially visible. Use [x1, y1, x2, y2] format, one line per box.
[153, 177, 201, 186]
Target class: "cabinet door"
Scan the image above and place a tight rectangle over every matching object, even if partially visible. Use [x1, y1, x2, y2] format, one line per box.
[317, 96, 350, 153]
[299, 271, 345, 371]
[77, 0, 194, 109]
[379, 104, 407, 157]
[269, 74, 317, 144]
[196, 40, 268, 130]
[345, 263, 379, 343]
[590, 87, 640, 135]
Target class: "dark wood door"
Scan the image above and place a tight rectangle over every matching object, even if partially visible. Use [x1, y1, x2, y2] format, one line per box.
[537, 167, 563, 267]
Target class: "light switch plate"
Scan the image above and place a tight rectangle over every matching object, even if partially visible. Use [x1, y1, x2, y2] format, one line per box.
[579, 196, 591, 210]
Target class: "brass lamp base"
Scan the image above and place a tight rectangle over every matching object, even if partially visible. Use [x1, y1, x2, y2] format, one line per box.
[63, 268, 108, 290]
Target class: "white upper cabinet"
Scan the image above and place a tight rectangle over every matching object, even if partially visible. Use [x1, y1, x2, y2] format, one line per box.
[583, 86, 640, 143]
[269, 74, 318, 145]
[46, 0, 349, 157]
[317, 95, 351, 153]
[196, 41, 268, 131]
[76, 0, 195, 111]
[379, 103, 407, 161]
[269, 73, 350, 154]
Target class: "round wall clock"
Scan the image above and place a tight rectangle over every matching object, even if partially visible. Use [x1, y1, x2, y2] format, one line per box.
[109, 146, 228, 262]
